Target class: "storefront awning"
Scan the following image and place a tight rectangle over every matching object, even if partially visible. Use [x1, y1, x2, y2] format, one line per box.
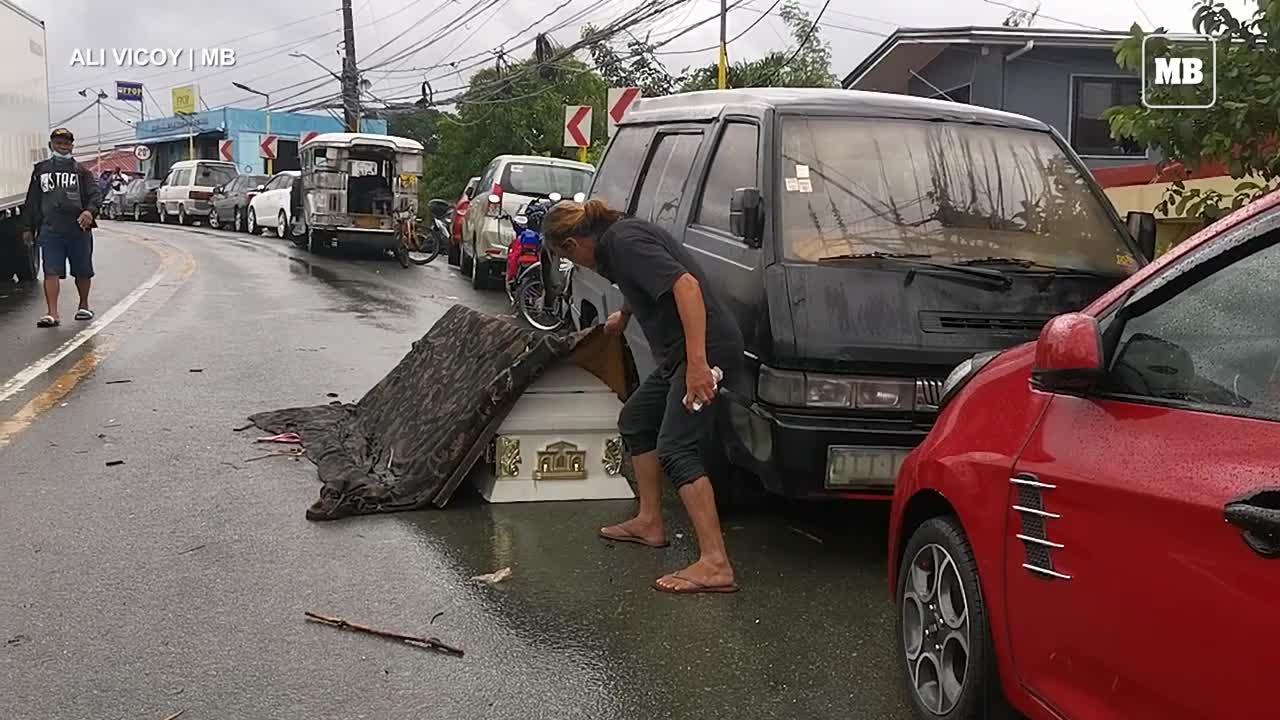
[135, 130, 225, 145]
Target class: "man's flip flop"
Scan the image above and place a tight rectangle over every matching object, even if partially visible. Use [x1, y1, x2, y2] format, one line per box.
[652, 573, 740, 595]
[74, 309, 94, 321]
[599, 526, 670, 548]
[36, 316, 59, 328]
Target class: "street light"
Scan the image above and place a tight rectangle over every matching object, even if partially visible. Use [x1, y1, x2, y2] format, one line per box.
[233, 81, 272, 174]
[288, 52, 342, 81]
[78, 88, 109, 172]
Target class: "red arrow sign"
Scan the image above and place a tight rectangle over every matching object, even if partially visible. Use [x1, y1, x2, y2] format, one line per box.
[301, 131, 319, 146]
[259, 135, 278, 160]
[563, 105, 592, 148]
[607, 87, 640, 138]
[218, 139, 234, 162]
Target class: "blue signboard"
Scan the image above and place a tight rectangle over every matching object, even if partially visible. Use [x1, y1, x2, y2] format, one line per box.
[116, 81, 144, 103]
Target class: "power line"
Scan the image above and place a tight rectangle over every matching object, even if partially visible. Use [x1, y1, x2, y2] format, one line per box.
[980, 0, 1106, 31]
[657, 0, 780, 55]
[763, 0, 831, 83]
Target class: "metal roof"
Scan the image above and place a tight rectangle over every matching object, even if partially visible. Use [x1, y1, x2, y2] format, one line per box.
[622, 88, 1050, 132]
[301, 133, 424, 151]
[843, 26, 1131, 89]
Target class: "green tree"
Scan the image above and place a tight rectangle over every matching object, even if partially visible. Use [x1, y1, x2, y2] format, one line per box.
[681, 1, 836, 91]
[421, 56, 607, 201]
[1108, 2, 1280, 220]
[582, 25, 679, 96]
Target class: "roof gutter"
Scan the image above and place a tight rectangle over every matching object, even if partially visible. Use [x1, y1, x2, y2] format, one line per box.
[1005, 39, 1034, 62]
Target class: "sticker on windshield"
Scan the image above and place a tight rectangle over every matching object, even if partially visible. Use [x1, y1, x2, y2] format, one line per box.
[785, 178, 800, 192]
[510, 165, 525, 173]
[795, 164, 810, 179]
[797, 178, 813, 193]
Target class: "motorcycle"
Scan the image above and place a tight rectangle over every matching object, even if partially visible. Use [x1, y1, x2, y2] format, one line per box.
[516, 247, 574, 332]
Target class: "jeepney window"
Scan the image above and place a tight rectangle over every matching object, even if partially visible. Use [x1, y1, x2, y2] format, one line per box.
[351, 160, 379, 177]
[399, 153, 422, 174]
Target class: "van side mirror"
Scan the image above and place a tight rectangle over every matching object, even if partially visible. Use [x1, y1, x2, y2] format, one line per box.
[1031, 313, 1104, 393]
[1126, 211, 1157, 262]
[256, 185, 266, 192]
[730, 187, 763, 248]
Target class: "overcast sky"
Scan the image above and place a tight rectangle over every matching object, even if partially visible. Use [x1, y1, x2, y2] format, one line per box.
[17, 0, 1253, 149]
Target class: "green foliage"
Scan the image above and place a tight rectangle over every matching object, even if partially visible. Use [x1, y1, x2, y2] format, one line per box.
[681, 1, 837, 91]
[1108, 3, 1280, 219]
[421, 57, 606, 201]
[582, 25, 679, 96]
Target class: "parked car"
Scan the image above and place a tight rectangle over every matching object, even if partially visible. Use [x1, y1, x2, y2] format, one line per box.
[449, 175, 480, 266]
[247, 171, 301, 238]
[571, 88, 1153, 506]
[156, 159, 239, 225]
[887, 190, 1280, 720]
[209, 174, 268, 232]
[461, 156, 593, 289]
[119, 178, 163, 222]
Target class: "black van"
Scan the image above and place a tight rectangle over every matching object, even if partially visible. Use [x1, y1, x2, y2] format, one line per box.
[572, 88, 1155, 501]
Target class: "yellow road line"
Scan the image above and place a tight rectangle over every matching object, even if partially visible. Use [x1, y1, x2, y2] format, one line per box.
[0, 229, 196, 448]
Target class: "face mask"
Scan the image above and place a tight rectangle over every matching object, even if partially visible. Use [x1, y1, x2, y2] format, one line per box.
[50, 149, 73, 159]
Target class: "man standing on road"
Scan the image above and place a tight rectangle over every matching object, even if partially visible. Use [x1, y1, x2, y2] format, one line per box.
[24, 128, 101, 328]
[543, 199, 744, 595]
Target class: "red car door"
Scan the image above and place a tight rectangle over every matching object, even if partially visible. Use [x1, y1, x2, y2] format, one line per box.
[1004, 221, 1280, 719]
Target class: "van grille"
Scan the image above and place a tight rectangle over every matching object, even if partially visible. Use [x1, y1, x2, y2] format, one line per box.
[920, 312, 1051, 334]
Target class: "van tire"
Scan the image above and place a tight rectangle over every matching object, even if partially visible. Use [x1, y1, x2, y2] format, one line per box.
[177, 205, 188, 226]
[703, 420, 768, 516]
[460, 243, 474, 276]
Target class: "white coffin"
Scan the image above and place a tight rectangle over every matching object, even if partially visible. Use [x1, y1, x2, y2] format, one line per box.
[472, 364, 635, 503]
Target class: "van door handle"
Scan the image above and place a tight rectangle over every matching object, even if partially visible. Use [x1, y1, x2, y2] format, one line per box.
[1224, 491, 1280, 559]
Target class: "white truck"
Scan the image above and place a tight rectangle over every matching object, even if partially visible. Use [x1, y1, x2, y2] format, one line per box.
[0, 0, 48, 282]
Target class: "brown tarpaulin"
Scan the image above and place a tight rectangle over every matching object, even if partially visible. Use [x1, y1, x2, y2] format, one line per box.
[248, 305, 629, 520]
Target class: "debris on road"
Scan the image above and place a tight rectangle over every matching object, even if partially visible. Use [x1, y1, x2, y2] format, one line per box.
[430, 611, 445, 624]
[471, 567, 513, 584]
[189, 368, 204, 373]
[162, 710, 186, 720]
[304, 611, 464, 657]
[177, 543, 206, 556]
[105, 460, 125, 467]
[6, 634, 29, 647]
[256, 432, 302, 445]
[326, 392, 339, 398]
[788, 526, 824, 544]
[245, 448, 306, 462]
[232, 422, 255, 432]
[104, 379, 133, 385]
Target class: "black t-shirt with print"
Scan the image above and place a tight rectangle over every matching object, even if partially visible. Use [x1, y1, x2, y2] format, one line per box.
[596, 218, 743, 374]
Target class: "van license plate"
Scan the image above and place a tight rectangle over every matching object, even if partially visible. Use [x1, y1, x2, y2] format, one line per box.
[825, 446, 909, 488]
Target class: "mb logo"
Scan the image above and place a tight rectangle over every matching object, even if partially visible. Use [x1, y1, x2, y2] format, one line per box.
[1142, 33, 1216, 109]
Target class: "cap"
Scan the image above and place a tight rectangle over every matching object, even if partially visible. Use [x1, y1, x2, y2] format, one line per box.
[50, 128, 74, 141]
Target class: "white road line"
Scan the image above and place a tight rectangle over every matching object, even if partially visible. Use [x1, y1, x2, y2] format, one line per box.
[0, 265, 167, 405]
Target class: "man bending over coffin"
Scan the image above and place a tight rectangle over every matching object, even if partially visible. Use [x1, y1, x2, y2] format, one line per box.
[542, 199, 743, 595]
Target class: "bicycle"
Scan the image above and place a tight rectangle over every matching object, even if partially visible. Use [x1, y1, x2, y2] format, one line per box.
[393, 207, 445, 268]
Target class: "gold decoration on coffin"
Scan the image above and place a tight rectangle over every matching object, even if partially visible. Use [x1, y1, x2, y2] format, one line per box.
[534, 441, 588, 481]
[492, 436, 521, 478]
[603, 436, 624, 476]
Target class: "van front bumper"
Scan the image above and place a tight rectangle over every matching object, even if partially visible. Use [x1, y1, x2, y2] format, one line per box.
[731, 403, 934, 500]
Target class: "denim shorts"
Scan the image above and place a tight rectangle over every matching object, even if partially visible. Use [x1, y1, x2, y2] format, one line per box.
[39, 227, 94, 279]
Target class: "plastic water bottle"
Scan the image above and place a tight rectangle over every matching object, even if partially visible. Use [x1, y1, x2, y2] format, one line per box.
[687, 367, 724, 413]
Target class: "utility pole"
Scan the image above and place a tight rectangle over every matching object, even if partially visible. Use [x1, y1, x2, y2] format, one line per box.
[718, 0, 728, 90]
[341, 0, 361, 132]
[79, 89, 108, 171]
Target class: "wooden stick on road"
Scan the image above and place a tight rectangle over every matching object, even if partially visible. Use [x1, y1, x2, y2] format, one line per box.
[304, 611, 465, 657]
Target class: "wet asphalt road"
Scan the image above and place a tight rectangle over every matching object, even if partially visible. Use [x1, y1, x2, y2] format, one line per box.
[0, 221, 911, 720]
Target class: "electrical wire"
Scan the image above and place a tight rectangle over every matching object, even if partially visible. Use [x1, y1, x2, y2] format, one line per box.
[657, 0, 781, 55]
[762, 0, 831, 84]
[51, 99, 101, 128]
[980, 0, 1106, 31]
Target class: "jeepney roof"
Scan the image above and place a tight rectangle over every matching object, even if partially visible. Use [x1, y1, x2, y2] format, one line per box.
[301, 133, 424, 152]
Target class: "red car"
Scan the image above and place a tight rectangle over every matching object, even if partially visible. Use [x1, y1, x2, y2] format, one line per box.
[449, 175, 480, 266]
[888, 191, 1280, 720]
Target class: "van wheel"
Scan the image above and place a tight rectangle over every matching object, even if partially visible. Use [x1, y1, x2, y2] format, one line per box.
[233, 208, 243, 232]
[178, 205, 188, 226]
[157, 203, 167, 224]
[447, 240, 460, 267]
[897, 517, 1012, 720]
[470, 254, 488, 290]
[460, 244, 474, 276]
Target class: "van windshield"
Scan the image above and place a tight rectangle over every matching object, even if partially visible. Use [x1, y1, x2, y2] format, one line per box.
[780, 117, 1135, 274]
[501, 163, 592, 198]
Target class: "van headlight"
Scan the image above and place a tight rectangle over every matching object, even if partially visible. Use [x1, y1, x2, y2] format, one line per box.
[758, 367, 916, 411]
[939, 351, 1001, 409]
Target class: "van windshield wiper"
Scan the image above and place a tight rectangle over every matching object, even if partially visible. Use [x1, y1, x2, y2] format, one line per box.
[818, 252, 1011, 289]
[955, 257, 1116, 277]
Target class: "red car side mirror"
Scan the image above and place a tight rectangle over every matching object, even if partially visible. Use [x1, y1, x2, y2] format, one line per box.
[1032, 313, 1104, 393]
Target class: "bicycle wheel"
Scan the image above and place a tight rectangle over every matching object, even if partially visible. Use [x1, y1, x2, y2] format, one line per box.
[518, 275, 565, 331]
[404, 228, 441, 266]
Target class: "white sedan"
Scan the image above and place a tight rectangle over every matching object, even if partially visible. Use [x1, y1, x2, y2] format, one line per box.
[247, 171, 301, 238]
